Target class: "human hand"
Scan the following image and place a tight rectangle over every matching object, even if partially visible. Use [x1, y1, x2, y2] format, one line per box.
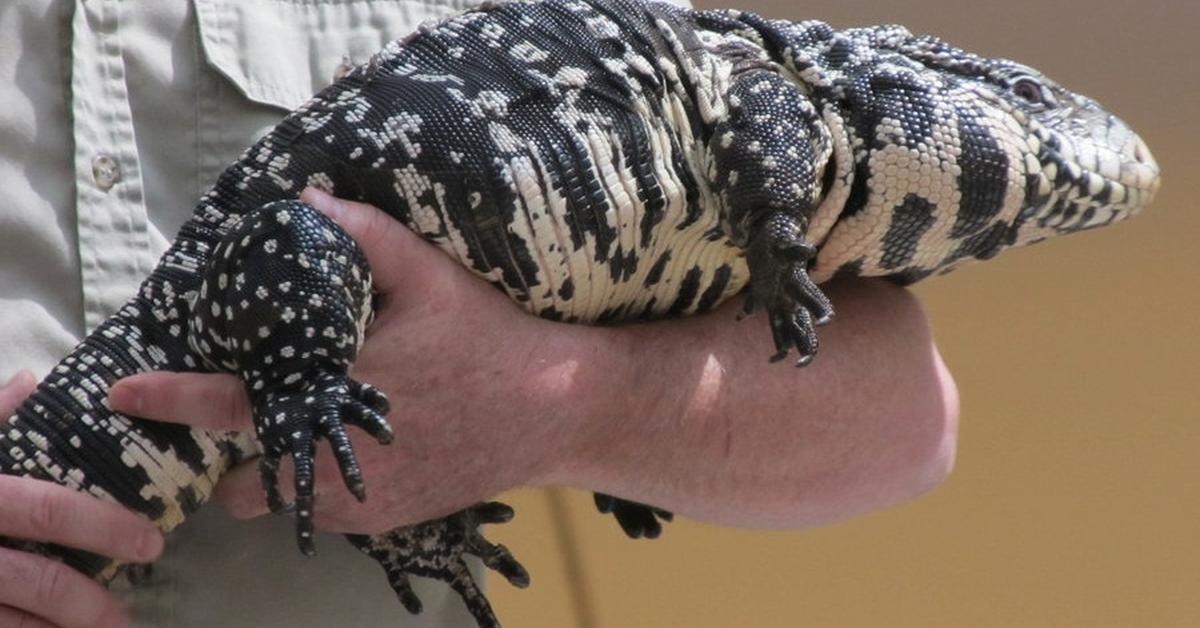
[0, 371, 164, 628]
[109, 188, 575, 535]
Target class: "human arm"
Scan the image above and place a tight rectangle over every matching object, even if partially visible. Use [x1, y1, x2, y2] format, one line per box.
[0, 372, 164, 628]
[546, 273, 959, 529]
[109, 189, 958, 534]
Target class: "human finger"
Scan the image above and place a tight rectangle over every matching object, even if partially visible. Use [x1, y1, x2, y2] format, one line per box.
[0, 547, 130, 628]
[108, 371, 252, 432]
[0, 476, 163, 564]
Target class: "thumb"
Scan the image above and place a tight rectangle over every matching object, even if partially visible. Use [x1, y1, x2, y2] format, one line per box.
[0, 370, 36, 416]
[299, 187, 446, 295]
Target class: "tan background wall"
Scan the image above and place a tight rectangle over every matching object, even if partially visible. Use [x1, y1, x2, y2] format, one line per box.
[491, 1, 1199, 626]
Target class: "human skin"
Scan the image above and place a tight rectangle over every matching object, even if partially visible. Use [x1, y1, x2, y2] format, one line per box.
[111, 188, 960, 535]
[0, 371, 162, 628]
[0, 190, 956, 628]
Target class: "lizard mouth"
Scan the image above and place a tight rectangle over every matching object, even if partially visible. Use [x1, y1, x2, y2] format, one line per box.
[1022, 117, 1161, 236]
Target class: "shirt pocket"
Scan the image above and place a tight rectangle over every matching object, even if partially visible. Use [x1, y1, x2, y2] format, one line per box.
[194, 0, 476, 110]
[190, 0, 476, 188]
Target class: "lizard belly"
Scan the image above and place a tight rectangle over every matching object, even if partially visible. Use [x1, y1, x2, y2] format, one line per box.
[406, 128, 750, 324]
[362, 90, 747, 323]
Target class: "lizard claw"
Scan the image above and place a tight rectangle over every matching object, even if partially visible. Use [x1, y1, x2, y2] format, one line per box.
[745, 212, 834, 366]
[254, 371, 393, 556]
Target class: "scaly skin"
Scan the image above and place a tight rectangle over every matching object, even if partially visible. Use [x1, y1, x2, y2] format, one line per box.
[0, 1, 1159, 626]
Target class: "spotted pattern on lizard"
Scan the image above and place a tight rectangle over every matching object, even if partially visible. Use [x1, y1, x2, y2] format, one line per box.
[0, 0, 1159, 626]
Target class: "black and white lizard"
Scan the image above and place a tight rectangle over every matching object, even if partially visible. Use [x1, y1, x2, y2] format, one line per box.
[1, 0, 1159, 625]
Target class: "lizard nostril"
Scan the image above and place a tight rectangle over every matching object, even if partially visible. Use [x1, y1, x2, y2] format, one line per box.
[1134, 136, 1159, 172]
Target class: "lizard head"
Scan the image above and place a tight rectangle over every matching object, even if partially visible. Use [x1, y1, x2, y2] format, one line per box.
[970, 63, 1160, 247]
[774, 21, 1161, 282]
[889, 33, 1162, 262]
[706, 16, 1160, 282]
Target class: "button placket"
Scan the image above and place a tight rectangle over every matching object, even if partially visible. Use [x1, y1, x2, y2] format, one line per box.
[70, 0, 155, 332]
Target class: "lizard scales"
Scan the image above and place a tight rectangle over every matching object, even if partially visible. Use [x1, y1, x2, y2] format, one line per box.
[0, 0, 1159, 625]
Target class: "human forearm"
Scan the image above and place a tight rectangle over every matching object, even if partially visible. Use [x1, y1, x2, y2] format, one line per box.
[536, 278, 959, 529]
[110, 192, 958, 536]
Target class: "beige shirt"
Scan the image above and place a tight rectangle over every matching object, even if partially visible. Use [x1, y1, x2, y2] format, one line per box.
[0, 0, 483, 625]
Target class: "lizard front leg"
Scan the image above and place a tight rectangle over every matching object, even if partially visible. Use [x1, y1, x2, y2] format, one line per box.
[188, 200, 392, 555]
[742, 212, 834, 366]
[710, 69, 836, 365]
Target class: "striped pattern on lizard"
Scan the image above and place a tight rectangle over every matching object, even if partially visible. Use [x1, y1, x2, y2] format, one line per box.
[0, 0, 1159, 626]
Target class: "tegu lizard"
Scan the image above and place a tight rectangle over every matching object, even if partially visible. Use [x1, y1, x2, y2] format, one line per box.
[0, 0, 1159, 626]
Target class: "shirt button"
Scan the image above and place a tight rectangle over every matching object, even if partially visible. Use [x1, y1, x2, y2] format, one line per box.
[333, 55, 357, 81]
[92, 154, 121, 191]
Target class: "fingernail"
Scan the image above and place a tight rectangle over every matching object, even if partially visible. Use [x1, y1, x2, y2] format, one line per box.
[227, 501, 259, 520]
[139, 529, 164, 561]
[238, 496, 271, 519]
[215, 487, 267, 520]
[303, 187, 344, 220]
[108, 383, 142, 415]
[4, 370, 29, 388]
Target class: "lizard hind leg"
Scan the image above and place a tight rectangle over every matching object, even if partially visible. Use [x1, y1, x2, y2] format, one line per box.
[346, 502, 530, 628]
[189, 200, 393, 556]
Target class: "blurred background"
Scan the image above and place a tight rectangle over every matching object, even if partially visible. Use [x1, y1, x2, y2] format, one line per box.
[490, 0, 1199, 626]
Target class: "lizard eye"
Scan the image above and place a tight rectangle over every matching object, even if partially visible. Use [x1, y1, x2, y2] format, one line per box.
[1011, 77, 1053, 107]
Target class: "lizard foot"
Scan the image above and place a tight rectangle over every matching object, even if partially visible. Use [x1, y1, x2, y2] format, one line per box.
[743, 212, 834, 366]
[347, 502, 528, 628]
[256, 371, 393, 555]
[594, 493, 673, 539]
